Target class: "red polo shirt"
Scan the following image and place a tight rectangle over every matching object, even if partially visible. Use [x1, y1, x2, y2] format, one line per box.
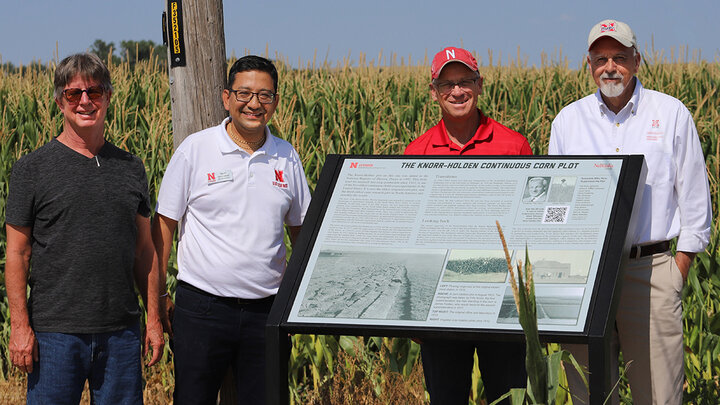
[404, 110, 532, 156]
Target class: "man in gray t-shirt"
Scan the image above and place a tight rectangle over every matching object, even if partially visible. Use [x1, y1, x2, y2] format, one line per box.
[4, 53, 164, 404]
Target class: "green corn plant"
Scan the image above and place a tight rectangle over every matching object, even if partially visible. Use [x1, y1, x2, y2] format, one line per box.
[1, 50, 720, 400]
[494, 221, 586, 405]
[682, 225, 720, 402]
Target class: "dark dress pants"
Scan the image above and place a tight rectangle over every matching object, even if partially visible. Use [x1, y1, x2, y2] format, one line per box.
[421, 339, 526, 404]
[172, 282, 274, 405]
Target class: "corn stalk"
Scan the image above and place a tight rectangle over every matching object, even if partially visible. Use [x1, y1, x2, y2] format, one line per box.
[494, 221, 587, 405]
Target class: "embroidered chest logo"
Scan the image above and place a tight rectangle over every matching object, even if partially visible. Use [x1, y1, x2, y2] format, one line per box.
[646, 119, 664, 141]
[272, 169, 288, 189]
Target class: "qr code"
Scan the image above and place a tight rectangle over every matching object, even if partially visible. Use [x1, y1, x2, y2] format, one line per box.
[542, 206, 569, 224]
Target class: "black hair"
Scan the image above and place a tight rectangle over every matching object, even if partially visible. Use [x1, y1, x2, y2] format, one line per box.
[227, 55, 278, 92]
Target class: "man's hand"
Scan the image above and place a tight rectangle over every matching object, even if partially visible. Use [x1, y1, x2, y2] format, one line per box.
[10, 324, 38, 373]
[144, 318, 165, 367]
[675, 251, 696, 283]
[160, 294, 175, 338]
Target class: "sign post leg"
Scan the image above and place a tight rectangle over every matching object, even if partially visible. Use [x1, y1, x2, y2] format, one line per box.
[588, 335, 614, 405]
[266, 325, 290, 405]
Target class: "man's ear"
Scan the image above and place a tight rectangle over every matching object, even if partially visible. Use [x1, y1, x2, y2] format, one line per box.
[429, 82, 438, 102]
[222, 89, 231, 111]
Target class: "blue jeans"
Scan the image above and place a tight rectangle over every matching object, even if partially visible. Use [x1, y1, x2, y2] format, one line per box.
[27, 323, 142, 405]
[172, 282, 274, 405]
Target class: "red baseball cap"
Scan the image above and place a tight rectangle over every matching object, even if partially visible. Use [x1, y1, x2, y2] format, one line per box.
[431, 47, 478, 79]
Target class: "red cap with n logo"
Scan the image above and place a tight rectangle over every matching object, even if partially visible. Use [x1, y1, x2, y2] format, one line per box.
[431, 47, 478, 79]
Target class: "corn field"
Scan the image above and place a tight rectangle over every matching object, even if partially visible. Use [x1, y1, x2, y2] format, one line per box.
[0, 51, 719, 404]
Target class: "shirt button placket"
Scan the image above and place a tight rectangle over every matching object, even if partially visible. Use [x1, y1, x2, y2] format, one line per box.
[612, 120, 620, 154]
[247, 159, 255, 187]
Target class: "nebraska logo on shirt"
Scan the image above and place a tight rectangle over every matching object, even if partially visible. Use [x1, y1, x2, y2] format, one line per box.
[272, 170, 288, 188]
[647, 119, 664, 140]
[600, 22, 616, 33]
[207, 170, 233, 185]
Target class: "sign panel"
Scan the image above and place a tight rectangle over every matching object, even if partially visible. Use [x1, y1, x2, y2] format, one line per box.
[283, 156, 636, 333]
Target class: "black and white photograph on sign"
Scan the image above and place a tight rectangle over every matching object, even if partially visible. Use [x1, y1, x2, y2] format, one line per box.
[297, 247, 446, 321]
[527, 250, 594, 283]
[522, 176, 550, 203]
[548, 176, 577, 203]
[442, 250, 509, 283]
[496, 286, 585, 325]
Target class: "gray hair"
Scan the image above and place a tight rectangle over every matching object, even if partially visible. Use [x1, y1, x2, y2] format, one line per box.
[54, 53, 113, 100]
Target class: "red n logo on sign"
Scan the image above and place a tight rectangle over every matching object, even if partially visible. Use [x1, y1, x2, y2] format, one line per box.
[350, 162, 358, 168]
[274, 170, 284, 182]
[208, 173, 216, 181]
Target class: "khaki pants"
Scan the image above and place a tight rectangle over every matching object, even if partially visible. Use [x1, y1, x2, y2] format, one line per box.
[565, 252, 684, 405]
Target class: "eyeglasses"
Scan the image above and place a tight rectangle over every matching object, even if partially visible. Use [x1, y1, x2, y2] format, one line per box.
[228, 89, 277, 104]
[62, 86, 105, 103]
[433, 76, 480, 94]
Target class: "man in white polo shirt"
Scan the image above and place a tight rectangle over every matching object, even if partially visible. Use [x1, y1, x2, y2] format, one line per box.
[152, 55, 311, 405]
[549, 19, 711, 404]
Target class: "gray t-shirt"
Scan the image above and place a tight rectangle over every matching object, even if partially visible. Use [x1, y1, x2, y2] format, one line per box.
[5, 138, 151, 333]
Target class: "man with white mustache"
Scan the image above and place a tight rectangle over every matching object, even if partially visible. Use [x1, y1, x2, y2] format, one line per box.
[549, 19, 711, 404]
[598, 71, 625, 98]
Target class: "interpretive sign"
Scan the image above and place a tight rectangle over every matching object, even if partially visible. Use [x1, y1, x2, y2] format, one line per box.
[267, 154, 646, 405]
[280, 155, 644, 333]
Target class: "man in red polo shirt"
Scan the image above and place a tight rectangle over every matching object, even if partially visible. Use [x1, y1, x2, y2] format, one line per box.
[405, 46, 531, 404]
[405, 47, 531, 156]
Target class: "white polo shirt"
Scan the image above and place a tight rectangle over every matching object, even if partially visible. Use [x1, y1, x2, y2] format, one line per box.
[156, 118, 311, 298]
[549, 79, 711, 253]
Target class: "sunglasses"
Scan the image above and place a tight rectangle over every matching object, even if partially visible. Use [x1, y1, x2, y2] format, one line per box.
[62, 86, 105, 103]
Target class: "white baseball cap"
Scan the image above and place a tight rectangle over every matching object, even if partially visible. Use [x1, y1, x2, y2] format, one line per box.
[588, 19, 637, 51]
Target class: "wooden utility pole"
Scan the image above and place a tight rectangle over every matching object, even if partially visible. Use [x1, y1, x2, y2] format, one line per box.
[163, 1, 237, 404]
[164, 0, 227, 148]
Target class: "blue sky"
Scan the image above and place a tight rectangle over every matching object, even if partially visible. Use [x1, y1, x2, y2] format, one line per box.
[1, 0, 718, 69]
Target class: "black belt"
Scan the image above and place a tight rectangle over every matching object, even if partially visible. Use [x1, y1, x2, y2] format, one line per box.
[178, 280, 275, 305]
[629, 241, 670, 259]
